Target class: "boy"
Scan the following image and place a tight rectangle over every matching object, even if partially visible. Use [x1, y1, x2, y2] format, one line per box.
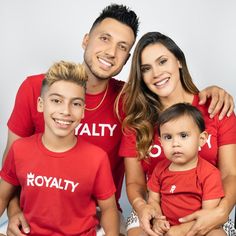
[146, 103, 226, 236]
[0, 61, 119, 235]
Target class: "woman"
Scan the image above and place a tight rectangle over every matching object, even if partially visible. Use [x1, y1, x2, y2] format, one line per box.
[119, 32, 236, 236]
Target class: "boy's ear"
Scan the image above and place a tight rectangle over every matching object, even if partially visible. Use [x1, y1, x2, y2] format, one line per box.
[82, 33, 89, 49]
[37, 97, 44, 112]
[199, 131, 208, 147]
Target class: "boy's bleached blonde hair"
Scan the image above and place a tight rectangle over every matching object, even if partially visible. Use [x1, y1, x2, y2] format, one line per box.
[41, 61, 87, 95]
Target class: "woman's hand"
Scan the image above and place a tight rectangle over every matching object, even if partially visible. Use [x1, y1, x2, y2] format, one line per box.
[179, 207, 227, 236]
[137, 203, 160, 236]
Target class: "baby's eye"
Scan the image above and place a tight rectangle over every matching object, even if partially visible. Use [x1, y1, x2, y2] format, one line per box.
[163, 134, 172, 140]
[180, 132, 188, 138]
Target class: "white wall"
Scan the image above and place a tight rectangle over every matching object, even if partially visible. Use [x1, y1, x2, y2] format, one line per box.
[0, 0, 235, 222]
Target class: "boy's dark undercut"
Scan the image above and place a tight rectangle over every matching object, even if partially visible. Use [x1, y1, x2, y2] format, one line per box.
[91, 4, 140, 38]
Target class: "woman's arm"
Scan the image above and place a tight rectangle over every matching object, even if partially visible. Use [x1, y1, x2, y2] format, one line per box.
[218, 144, 236, 217]
[125, 157, 147, 213]
[147, 191, 170, 235]
[179, 144, 236, 236]
[97, 195, 119, 236]
[125, 158, 159, 235]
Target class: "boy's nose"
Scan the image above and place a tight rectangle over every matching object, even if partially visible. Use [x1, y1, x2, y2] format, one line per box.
[60, 104, 70, 115]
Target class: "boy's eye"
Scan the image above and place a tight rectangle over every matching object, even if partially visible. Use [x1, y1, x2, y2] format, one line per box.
[73, 101, 83, 107]
[51, 99, 61, 104]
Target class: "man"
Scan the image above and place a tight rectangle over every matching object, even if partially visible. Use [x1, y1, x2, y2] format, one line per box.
[2, 4, 234, 236]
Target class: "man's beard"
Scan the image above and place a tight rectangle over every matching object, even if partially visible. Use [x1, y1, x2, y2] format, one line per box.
[83, 58, 112, 81]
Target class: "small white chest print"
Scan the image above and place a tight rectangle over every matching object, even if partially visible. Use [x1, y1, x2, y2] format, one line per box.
[170, 185, 176, 193]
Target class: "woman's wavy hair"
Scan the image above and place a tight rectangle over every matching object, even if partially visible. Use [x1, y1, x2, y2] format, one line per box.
[119, 32, 199, 159]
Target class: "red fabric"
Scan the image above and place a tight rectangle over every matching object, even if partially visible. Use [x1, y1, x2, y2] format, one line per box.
[7, 75, 124, 208]
[1, 133, 115, 235]
[147, 157, 224, 225]
[119, 94, 236, 179]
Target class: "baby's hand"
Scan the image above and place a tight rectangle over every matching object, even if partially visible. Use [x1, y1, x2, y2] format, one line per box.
[152, 217, 170, 235]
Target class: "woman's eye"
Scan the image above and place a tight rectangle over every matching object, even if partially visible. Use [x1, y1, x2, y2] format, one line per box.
[141, 67, 150, 73]
[159, 59, 167, 65]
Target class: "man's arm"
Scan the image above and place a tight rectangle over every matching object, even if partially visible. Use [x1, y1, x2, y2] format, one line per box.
[6, 193, 30, 236]
[2, 130, 20, 165]
[97, 195, 119, 236]
[2, 129, 30, 236]
[0, 180, 16, 217]
[198, 86, 234, 120]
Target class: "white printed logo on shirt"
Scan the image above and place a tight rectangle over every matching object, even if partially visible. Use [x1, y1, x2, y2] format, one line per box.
[27, 172, 79, 192]
[75, 123, 117, 137]
[170, 185, 176, 193]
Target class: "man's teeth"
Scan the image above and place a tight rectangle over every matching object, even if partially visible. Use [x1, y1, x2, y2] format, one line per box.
[99, 58, 112, 67]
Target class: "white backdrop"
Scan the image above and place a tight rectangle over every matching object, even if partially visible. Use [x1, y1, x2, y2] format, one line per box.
[0, 0, 235, 222]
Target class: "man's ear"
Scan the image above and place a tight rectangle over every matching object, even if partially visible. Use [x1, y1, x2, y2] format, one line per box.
[199, 131, 208, 148]
[82, 33, 89, 49]
[124, 53, 131, 65]
[37, 97, 44, 112]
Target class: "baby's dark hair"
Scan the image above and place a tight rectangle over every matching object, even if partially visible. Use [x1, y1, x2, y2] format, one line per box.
[90, 4, 140, 38]
[157, 103, 205, 135]
[41, 61, 87, 96]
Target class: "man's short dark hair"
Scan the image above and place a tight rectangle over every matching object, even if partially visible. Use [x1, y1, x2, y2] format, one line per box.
[91, 4, 140, 38]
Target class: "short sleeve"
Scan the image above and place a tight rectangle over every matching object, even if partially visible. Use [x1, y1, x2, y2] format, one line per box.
[119, 129, 138, 158]
[147, 165, 161, 193]
[218, 112, 236, 146]
[200, 162, 224, 200]
[93, 153, 116, 200]
[0, 145, 19, 186]
[7, 75, 44, 137]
